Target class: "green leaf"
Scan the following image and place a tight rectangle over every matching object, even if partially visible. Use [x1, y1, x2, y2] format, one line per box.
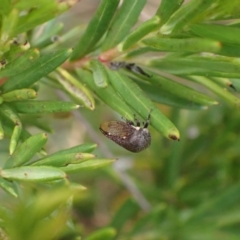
[142, 37, 221, 53]
[61, 159, 115, 173]
[135, 79, 215, 110]
[1, 49, 72, 93]
[187, 76, 240, 108]
[76, 68, 134, 120]
[1, 114, 47, 156]
[55, 68, 95, 110]
[149, 56, 240, 77]
[133, 71, 218, 107]
[32, 152, 95, 167]
[1, 89, 37, 102]
[13, 1, 73, 35]
[4, 133, 48, 168]
[4, 41, 31, 63]
[1, 166, 66, 182]
[160, 0, 217, 34]
[41, 143, 97, 156]
[85, 227, 116, 240]
[10, 125, 21, 155]
[155, 0, 184, 25]
[0, 103, 21, 125]
[0, 177, 18, 197]
[1, 9, 19, 41]
[101, 0, 147, 51]
[9, 100, 79, 114]
[70, 0, 120, 60]
[211, 77, 236, 90]
[191, 23, 240, 45]
[120, 16, 161, 51]
[107, 70, 180, 140]
[90, 59, 109, 88]
[0, 48, 40, 78]
[32, 21, 64, 48]
[0, 104, 22, 154]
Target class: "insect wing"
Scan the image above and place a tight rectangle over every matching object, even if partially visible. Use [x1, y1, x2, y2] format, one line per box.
[100, 121, 133, 138]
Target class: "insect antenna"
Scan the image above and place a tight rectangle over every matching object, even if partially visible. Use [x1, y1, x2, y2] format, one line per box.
[143, 110, 153, 128]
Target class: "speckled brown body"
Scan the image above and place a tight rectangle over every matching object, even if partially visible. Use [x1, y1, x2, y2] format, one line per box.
[100, 113, 151, 152]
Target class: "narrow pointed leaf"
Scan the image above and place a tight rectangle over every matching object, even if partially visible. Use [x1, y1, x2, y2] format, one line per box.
[61, 159, 115, 173]
[1, 49, 72, 93]
[56, 68, 95, 110]
[0, 177, 18, 197]
[136, 80, 213, 110]
[142, 37, 221, 53]
[9, 124, 21, 155]
[160, 0, 217, 34]
[155, 0, 184, 24]
[0, 104, 22, 154]
[90, 59, 108, 88]
[1, 89, 37, 102]
[149, 56, 240, 76]
[211, 77, 235, 89]
[134, 71, 218, 107]
[32, 22, 64, 48]
[102, 0, 147, 51]
[10, 100, 79, 114]
[187, 75, 240, 108]
[76, 68, 134, 120]
[0, 48, 40, 78]
[190, 23, 240, 45]
[43, 143, 97, 156]
[1, 166, 66, 182]
[14, 1, 75, 35]
[32, 152, 95, 167]
[120, 16, 160, 51]
[4, 133, 48, 169]
[1, 9, 19, 41]
[70, 0, 120, 60]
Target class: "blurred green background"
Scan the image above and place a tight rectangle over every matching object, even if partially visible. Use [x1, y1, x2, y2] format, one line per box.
[1, 0, 240, 239]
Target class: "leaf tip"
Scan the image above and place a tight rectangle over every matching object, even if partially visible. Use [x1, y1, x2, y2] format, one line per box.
[229, 84, 237, 91]
[168, 134, 180, 141]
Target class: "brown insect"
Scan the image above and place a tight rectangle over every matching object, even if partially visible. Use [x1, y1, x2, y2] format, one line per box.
[100, 112, 151, 152]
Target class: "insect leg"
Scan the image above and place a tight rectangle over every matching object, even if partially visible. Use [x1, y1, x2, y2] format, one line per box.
[133, 114, 141, 127]
[143, 109, 153, 128]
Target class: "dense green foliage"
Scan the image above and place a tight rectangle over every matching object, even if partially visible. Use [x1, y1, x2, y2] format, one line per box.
[0, 0, 239, 239]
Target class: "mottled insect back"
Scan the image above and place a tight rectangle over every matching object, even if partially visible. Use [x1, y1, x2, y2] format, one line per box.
[100, 112, 152, 152]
